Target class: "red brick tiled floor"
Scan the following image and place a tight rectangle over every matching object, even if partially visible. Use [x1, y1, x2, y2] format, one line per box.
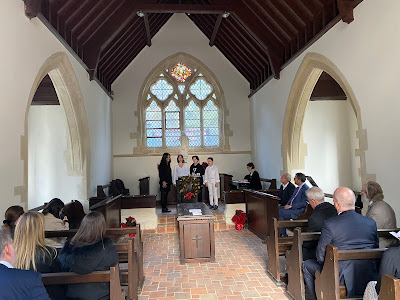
[138, 229, 290, 300]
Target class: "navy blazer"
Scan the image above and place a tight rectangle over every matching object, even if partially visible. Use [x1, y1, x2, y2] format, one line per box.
[316, 210, 379, 297]
[0, 264, 50, 300]
[277, 182, 295, 206]
[289, 183, 309, 210]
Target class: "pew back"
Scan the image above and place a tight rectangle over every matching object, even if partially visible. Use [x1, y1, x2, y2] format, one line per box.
[42, 263, 125, 300]
[379, 275, 400, 300]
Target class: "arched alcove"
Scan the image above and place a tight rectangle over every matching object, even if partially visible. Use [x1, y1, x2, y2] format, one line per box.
[20, 52, 90, 209]
[282, 52, 375, 189]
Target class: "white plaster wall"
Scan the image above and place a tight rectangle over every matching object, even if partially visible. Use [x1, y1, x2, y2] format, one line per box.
[302, 101, 359, 194]
[112, 14, 251, 197]
[250, 0, 400, 222]
[0, 0, 112, 216]
[28, 106, 82, 208]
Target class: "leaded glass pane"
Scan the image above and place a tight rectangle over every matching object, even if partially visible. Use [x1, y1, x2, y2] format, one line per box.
[186, 94, 190, 100]
[160, 73, 164, 77]
[165, 101, 181, 147]
[174, 94, 178, 100]
[184, 101, 201, 146]
[189, 79, 213, 100]
[147, 94, 151, 100]
[203, 101, 219, 147]
[212, 93, 216, 99]
[171, 63, 192, 82]
[178, 85, 185, 94]
[146, 102, 162, 147]
[150, 79, 173, 101]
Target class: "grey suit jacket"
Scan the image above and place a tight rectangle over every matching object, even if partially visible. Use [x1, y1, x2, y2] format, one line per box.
[366, 200, 398, 248]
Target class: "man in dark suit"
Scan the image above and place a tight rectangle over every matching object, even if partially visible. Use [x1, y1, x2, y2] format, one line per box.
[302, 187, 337, 261]
[0, 227, 50, 300]
[278, 172, 309, 236]
[302, 187, 379, 300]
[277, 172, 295, 206]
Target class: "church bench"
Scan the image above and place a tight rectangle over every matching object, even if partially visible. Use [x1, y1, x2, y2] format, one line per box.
[379, 274, 400, 300]
[42, 263, 126, 300]
[266, 218, 308, 283]
[315, 245, 387, 300]
[260, 178, 277, 190]
[286, 228, 399, 300]
[46, 226, 144, 295]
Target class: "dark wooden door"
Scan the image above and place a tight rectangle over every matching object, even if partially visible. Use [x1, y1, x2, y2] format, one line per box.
[183, 222, 211, 259]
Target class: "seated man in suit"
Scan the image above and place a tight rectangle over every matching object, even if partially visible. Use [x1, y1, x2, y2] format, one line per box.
[302, 187, 337, 261]
[0, 227, 50, 300]
[278, 172, 309, 236]
[277, 172, 295, 206]
[303, 187, 379, 300]
[363, 181, 398, 248]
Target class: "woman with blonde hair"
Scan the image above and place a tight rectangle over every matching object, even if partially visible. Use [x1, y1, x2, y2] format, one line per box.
[14, 211, 63, 299]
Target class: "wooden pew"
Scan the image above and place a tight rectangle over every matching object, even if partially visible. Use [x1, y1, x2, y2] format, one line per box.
[46, 226, 144, 296]
[379, 275, 400, 300]
[42, 263, 125, 300]
[315, 245, 387, 300]
[286, 228, 399, 300]
[260, 178, 277, 190]
[266, 218, 308, 283]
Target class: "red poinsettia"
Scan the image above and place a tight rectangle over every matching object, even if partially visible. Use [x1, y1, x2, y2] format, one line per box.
[121, 216, 136, 237]
[185, 192, 195, 199]
[231, 210, 247, 231]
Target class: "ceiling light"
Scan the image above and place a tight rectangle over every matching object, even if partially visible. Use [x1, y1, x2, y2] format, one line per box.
[137, 11, 144, 18]
[222, 12, 230, 18]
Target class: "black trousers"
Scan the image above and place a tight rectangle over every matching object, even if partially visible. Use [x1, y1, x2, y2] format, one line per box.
[160, 184, 170, 210]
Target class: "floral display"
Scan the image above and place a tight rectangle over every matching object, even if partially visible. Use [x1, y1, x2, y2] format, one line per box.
[171, 63, 192, 82]
[179, 176, 201, 200]
[231, 210, 247, 231]
[121, 216, 136, 237]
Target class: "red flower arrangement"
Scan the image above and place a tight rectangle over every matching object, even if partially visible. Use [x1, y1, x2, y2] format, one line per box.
[231, 210, 247, 231]
[185, 192, 195, 200]
[202, 162, 208, 169]
[121, 216, 136, 237]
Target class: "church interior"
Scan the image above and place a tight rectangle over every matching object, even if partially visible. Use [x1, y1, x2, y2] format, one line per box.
[1, 0, 400, 299]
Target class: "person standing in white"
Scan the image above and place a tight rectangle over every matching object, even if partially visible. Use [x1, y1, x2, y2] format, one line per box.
[173, 154, 189, 203]
[204, 157, 220, 210]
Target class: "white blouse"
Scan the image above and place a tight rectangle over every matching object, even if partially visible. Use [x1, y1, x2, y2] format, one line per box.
[173, 163, 189, 184]
[204, 165, 220, 183]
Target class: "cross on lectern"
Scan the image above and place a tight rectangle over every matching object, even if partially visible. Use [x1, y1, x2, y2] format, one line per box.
[192, 234, 202, 248]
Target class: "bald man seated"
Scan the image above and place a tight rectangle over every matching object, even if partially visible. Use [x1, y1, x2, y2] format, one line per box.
[302, 187, 379, 300]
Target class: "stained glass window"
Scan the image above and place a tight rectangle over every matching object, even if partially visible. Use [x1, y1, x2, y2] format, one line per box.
[189, 79, 212, 100]
[171, 63, 192, 82]
[150, 79, 173, 101]
[178, 85, 185, 94]
[165, 101, 181, 147]
[203, 101, 219, 146]
[184, 101, 201, 147]
[145, 101, 162, 147]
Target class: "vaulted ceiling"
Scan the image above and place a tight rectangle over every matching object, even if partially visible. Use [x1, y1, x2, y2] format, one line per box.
[23, 0, 362, 97]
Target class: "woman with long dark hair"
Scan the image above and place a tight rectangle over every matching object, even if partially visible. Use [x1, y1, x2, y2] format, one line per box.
[58, 211, 118, 300]
[2, 205, 24, 237]
[42, 198, 69, 246]
[159, 152, 172, 213]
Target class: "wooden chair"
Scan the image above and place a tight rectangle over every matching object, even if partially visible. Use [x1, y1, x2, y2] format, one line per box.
[266, 218, 308, 283]
[42, 263, 125, 300]
[379, 274, 400, 300]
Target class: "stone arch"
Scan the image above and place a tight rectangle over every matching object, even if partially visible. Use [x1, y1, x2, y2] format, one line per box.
[282, 52, 375, 184]
[19, 52, 90, 208]
[133, 52, 232, 154]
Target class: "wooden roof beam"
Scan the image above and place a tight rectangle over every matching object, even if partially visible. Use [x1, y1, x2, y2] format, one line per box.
[23, 0, 42, 19]
[135, 3, 230, 14]
[232, 1, 284, 79]
[337, 0, 362, 24]
[143, 13, 152, 47]
[209, 14, 223, 46]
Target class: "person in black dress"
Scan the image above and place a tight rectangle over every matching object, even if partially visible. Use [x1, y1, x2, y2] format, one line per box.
[190, 155, 205, 202]
[243, 162, 262, 190]
[159, 152, 172, 213]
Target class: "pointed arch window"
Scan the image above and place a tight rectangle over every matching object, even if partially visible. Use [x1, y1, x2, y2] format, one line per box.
[141, 59, 224, 149]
